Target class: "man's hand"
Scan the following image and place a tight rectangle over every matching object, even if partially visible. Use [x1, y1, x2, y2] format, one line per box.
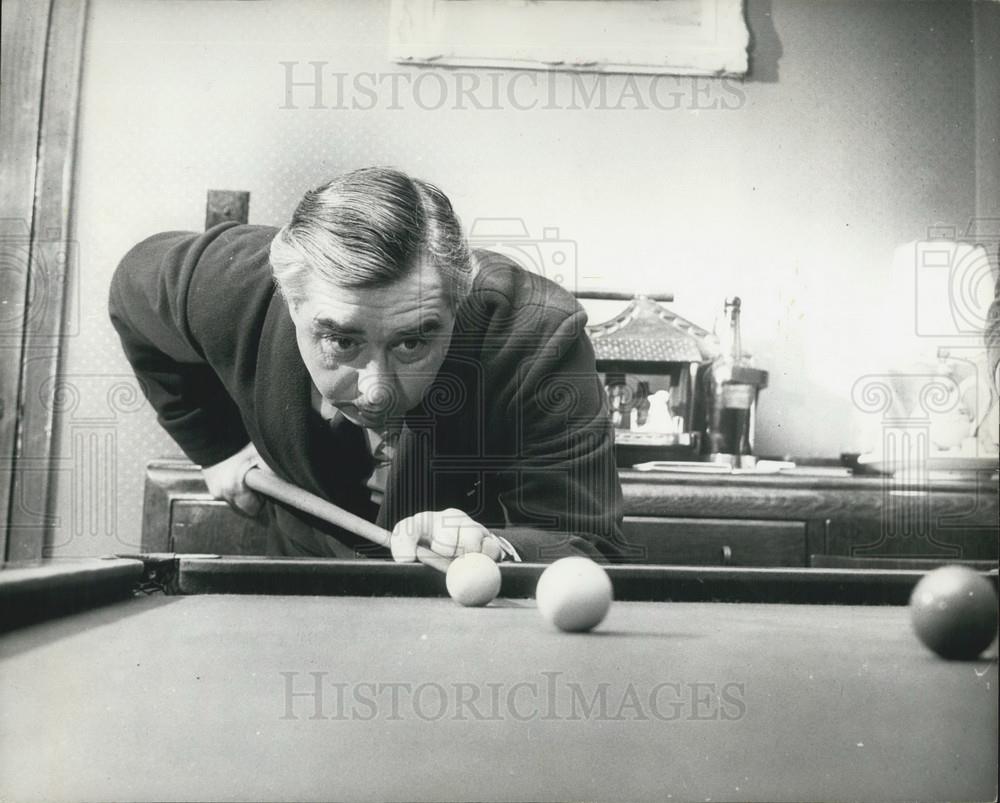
[390, 509, 503, 563]
[202, 442, 265, 517]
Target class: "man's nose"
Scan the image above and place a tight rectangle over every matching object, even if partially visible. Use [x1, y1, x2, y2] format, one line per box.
[356, 360, 396, 412]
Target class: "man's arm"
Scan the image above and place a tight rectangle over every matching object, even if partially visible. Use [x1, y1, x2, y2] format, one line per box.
[490, 306, 625, 562]
[108, 225, 251, 468]
[388, 281, 627, 565]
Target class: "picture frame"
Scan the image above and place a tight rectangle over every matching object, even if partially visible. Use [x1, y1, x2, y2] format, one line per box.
[389, 0, 750, 77]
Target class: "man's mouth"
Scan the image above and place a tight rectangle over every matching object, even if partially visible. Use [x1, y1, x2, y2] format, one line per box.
[336, 402, 391, 426]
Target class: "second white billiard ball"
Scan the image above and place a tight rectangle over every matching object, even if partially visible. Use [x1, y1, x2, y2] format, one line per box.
[536, 557, 613, 632]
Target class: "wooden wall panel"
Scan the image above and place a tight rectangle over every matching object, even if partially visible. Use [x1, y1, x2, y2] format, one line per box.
[1, 0, 88, 561]
[0, 0, 52, 561]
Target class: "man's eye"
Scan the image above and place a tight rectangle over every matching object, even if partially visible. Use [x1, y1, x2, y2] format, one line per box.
[393, 338, 429, 358]
[321, 335, 358, 354]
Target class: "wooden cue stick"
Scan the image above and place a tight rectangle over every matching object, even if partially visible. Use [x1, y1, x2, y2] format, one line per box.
[242, 466, 449, 573]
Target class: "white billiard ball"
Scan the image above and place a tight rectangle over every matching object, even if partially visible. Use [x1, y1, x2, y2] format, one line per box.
[446, 552, 502, 607]
[536, 556, 613, 632]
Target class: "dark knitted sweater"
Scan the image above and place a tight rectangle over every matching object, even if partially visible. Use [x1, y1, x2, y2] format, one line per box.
[110, 223, 624, 561]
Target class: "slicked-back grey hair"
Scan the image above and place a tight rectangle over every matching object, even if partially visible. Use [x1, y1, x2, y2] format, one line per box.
[270, 167, 473, 309]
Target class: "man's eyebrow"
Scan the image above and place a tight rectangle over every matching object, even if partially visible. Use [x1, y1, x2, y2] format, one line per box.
[311, 317, 444, 337]
[394, 319, 444, 337]
[311, 317, 363, 335]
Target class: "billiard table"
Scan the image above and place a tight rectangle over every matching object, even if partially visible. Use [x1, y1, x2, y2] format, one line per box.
[1, 556, 997, 802]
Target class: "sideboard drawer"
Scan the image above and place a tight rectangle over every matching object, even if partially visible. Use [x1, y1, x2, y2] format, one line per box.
[170, 500, 270, 555]
[621, 517, 807, 566]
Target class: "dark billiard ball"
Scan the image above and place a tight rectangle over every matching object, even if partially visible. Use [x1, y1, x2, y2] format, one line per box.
[909, 566, 998, 660]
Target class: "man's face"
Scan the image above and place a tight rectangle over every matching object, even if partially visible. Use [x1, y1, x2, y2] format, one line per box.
[287, 261, 456, 430]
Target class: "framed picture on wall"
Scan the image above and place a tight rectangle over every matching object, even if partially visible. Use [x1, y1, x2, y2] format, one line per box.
[389, 0, 749, 76]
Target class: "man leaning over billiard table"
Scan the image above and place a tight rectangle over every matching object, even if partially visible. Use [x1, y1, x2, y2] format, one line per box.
[109, 167, 625, 564]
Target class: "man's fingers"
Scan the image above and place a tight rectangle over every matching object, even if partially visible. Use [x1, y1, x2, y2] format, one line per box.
[427, 510, 494, 559]
[203, 441, 265, 514]
[390, 512, 431, 562]
[231, 488, 264, 518]
[231, 447, 264, 516]
[480, 534, 503, 562]
[391, 510, 499, 562]
[428, 511, 463, 558]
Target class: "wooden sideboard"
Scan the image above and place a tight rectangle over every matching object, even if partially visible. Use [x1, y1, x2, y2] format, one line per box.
[620, 468, 998, 569]
[143, 460, 999, 569]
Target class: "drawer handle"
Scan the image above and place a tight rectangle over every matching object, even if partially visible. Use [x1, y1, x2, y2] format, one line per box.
[720, 545, 733, 565]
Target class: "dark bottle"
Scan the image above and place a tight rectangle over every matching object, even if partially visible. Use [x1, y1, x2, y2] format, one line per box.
[700, 297, 753, 463]
[719, 383, 754, 459]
